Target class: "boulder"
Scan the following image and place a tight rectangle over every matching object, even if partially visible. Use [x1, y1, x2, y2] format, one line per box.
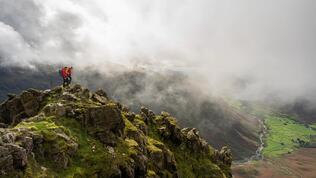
[140, 107, 156, 124]
[81, 105, 125, 145]
[0, 146, 13, 173]
[20, 89, 43, 117]
[42, 103, 67, 117]
[92, 93, 108, 105]
[5, 144, 28, 169]
[213, 146, 233, 166]
[130, 154, 148, 177]
[181, 128, 210, 153]
[4, 97, 24, 124]
[125, 112, 136, 122]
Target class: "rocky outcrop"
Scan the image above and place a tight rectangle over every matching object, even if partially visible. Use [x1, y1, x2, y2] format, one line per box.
[0, 119, 78, 175]
[84, 105, 125, 145]
[0, 89, 46, 126]
[0, 85, 232, 178]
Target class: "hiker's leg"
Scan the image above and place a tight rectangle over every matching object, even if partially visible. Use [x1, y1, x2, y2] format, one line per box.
[63, 78, 66, 87]
[65, 77, 69, 86]
[67, 77, 71, 86]
[69, 76, 72, 85]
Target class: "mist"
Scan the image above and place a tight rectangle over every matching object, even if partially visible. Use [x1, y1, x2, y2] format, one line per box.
[1, 0, 316, 104]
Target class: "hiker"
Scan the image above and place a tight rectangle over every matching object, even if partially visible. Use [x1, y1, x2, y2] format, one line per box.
[60, 67, 73, 87]
[66, 67, 73, 85]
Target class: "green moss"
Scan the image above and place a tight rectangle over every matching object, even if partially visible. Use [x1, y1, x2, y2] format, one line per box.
[147, 170, 157, 176]
[124, 138, 139, 155]
[106, 101, 118, 109]
[135, 114, 145, 121]
[51, 117, 135, 177]
[23, 157, 55, 178]
[14, 116, 135, 177]
[123, 115, 138, 133]
[134, 116, 145, 125]
[166, 117, 177, 126]
[146, 144, 162, 154]
[147, 137, 164, 149]
[146, 122, 226, 178]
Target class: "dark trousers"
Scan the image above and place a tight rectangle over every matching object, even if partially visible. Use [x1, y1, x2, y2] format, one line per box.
[63, 76, 72, 87]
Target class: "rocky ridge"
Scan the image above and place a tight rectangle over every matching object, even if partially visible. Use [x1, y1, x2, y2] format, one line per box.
[0, 84, 232, 178]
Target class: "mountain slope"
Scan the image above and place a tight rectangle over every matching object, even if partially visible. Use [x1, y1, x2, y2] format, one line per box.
[0, 65, 259, 160]
[0, 84, 232, 178]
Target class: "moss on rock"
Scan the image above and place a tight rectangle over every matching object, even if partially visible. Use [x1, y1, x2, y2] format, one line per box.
[0, 84, 232, 178]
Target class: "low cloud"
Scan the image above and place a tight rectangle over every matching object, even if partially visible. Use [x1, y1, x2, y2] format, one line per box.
[0, 0, 316, 104]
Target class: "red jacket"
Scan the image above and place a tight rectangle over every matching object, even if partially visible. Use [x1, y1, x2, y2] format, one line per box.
[61, 67, 68, 78]
[67, 68, 72, 76]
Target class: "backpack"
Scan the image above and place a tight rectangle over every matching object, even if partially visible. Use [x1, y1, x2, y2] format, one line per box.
[59, 67, 67, 78]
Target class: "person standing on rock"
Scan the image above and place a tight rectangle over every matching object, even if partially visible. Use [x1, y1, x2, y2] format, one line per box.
[60, 67, 73, 87]
[66, 67, 73, 86]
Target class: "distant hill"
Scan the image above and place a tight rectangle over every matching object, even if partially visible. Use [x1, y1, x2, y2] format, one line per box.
[0, 65, 60, 100]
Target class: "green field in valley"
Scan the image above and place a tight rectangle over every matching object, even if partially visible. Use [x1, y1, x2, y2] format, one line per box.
[263, 116, 316, 157]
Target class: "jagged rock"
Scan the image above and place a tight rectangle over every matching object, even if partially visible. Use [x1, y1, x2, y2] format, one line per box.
[69, 84, 82, 93]
[125, 112, 136, 122]
[130, 154, 148, 177]
[140, 107, 156, 124]
[81, 105, 125, 145]
[122, 106, 130, 113]
[97, 131, 117, 146]
[1, 132, 16, 143]
[213, 146, 233, 167]
[92, 93, 108, 105]
[7, 93, 16, 100]
[51, 86, 63, 93]
[3, 97, 24, 125]
[88, 105, 124, 135]
[61, 92, 79, 101]
[120, 164, 135, 178]
[0, 89, 45, 126]
[134, 120, 148, 135]
[95, 89, 108, 99]
[82, 88, 91, 98]
[42, 103, 66, 117]
[0, 146, 13, 173]
[0, 120, 79, 174]
[181, 128, 210, 153]
[116, 102, 123, 110]
[5, 144, 28, 169]
[163, 149, 177, 173]
[156, 113, 182, 144]
[17, 136, 33, 154]
[20, 89, 43, 117]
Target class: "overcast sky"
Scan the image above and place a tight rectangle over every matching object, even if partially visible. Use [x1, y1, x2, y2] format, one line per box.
[0, 0, 315, 102]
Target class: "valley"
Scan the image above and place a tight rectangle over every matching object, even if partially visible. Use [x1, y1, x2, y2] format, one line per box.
[232, 104, 316, 178]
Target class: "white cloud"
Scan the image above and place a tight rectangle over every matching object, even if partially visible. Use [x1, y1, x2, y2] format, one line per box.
[0, 0, 316, 102]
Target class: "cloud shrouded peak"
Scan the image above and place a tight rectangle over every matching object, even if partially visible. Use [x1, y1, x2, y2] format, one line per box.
[0, 0, 316, 103]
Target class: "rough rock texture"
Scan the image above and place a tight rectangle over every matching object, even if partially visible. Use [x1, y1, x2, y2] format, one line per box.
[0, 84, 232, 178]
[0, 88, 45, 126]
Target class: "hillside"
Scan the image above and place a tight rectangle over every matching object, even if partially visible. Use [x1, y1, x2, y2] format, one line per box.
[0, 66, 260, 160]
[0, 84, 232, 178]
